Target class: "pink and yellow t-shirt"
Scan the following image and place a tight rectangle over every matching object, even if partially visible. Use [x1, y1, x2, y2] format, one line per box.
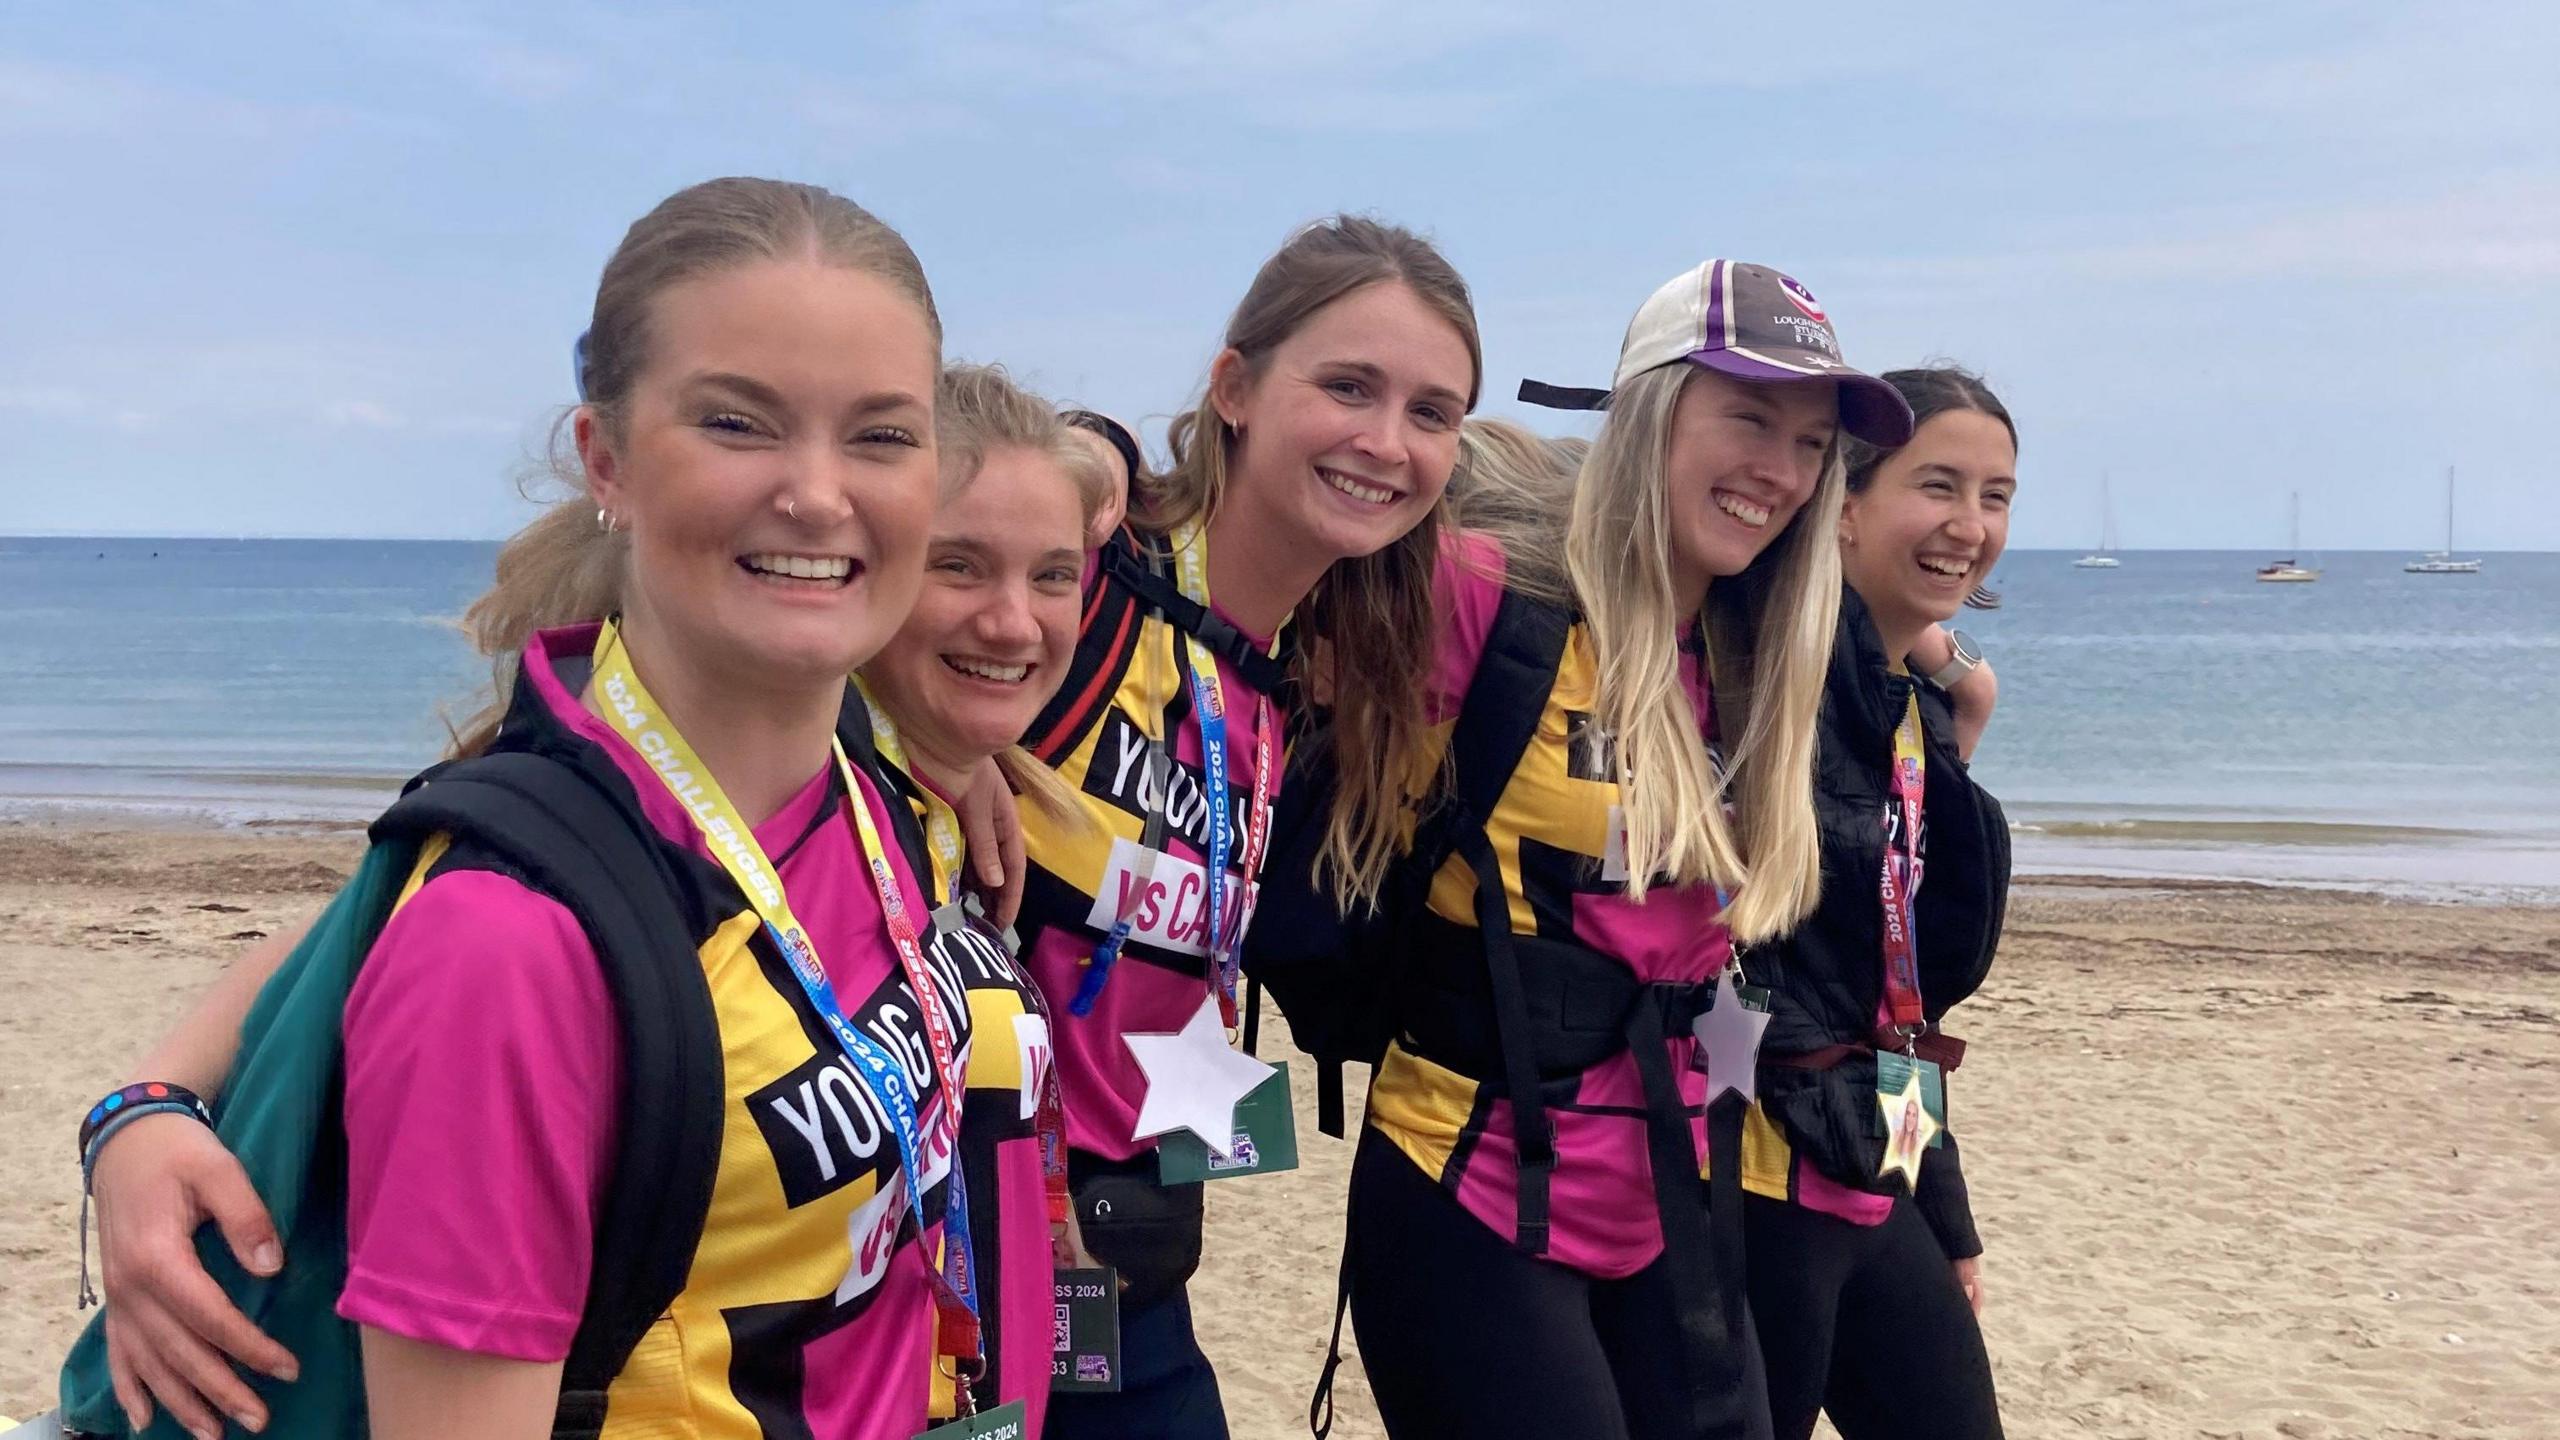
[338, 623, 967, 1439]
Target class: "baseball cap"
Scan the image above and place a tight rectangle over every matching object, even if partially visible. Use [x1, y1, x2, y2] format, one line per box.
[1520, 259, 1914, 446]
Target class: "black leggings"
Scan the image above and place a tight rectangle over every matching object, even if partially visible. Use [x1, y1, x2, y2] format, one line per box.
[1347, 1128, 1773, 1440]
[1743, 1193, 2002, 1440]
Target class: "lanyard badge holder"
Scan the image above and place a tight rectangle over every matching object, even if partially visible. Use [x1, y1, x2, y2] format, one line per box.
[1071, 523, 1295, 1175]
[867, 686, 1080, 1307]
[589, 624, 990, 1411]
[1875, 693, 1947, 1191]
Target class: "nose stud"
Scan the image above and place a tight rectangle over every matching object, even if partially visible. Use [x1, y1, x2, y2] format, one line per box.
[787, 499, 799, 520]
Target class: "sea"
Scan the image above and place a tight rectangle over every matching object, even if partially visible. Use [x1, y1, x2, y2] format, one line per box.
[3, 537, 2556, 902]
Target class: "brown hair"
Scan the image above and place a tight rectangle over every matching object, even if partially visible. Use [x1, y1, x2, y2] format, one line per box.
[1140, 215, 1482, 907]
[1843, 364, 2016, 610]
[449, 177, 939, 756]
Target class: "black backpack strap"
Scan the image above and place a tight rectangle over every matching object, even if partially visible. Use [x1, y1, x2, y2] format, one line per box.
[1097, 531, 1290, 696]
[1304, 591, 1570, 1431]
[1419, 590, 1571, 1253]
[373, 749, 724, 1438]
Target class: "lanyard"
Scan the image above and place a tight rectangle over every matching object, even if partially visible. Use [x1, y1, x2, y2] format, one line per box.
[590, 620, 982, 1358]
[862, 685, 1073, 1230]
[1878, 690, 1928, 1037]
[1073, 520, 1278, 1022]
[858, 678, 967, 895]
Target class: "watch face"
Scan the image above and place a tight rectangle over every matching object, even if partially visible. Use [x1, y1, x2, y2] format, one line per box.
[1947, 630, 1981, 666]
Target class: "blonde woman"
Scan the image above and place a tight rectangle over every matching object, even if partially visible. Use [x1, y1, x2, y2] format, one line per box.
[1265, 262, 1914, 1440]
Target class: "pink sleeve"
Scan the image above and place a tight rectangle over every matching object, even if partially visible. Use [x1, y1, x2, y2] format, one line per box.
[337, 866, 623, 1362]
[1427, 530, 1510, 723]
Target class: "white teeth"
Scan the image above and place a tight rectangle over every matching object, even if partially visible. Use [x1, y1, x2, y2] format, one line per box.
[1919, 558, 1972, 578]
[1714, 492, 1772, 527]
[741, 553, 853, 582]
[1320, 469, 1396, 505]
[946, 656, 1029, 684]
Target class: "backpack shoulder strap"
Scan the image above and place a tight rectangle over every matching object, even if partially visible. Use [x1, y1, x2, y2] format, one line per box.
[1023, 530, 1152, 763]
[373, 748, 724, 1434]
[1307, 588, 1572, 1139]
[1097, 529, 1291, 696]
[1433, 589, 1570, 1253]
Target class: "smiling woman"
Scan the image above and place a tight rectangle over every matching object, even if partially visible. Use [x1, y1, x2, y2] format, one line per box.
[48, 178, 1063, 1440]
[1741, 363, 2019, 1440]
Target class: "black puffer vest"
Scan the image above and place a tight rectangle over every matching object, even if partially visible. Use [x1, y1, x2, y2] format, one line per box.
[1746, 586, 2011, 1252]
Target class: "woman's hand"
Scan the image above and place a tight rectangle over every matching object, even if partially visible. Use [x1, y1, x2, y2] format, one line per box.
[1951, 1254, 1985, 1317]
[93, 1112, 298, 1437]
[957, 758, 1027, 930]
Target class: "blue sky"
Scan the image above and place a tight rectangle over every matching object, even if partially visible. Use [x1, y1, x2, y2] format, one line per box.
[3, 1, 2554, 550]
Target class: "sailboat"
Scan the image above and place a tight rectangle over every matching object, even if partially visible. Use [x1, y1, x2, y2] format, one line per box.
[2256, 491, 2321, 583]
[2074, 472, 2121, 568]
[2405, 466, 2482, 574]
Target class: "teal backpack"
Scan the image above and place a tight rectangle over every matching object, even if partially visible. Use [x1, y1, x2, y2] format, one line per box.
[55, 745, 730, 1439]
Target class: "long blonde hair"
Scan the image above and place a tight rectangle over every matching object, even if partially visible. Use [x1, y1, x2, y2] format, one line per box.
[1139, 215, 1483, 908]
[1560, 364, 1842, 942]
[449, 177, 939, 757]
[910, 362, 1109, 825]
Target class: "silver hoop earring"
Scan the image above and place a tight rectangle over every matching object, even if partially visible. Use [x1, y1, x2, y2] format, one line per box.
[596, 508, 614, 534]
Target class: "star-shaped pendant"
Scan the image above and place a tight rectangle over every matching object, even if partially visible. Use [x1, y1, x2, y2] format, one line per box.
[1691, 968, 1771, 1106]
[1876, 1066, 1941, 1192]
[1124, 994, 1275, 1160]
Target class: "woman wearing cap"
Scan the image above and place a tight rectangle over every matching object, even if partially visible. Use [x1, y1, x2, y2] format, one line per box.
[1740, 364, 2015, 1440]
[1261, 259, 1917, 1440]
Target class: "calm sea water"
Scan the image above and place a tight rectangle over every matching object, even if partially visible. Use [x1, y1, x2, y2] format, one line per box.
[4, 537, 2556, 897]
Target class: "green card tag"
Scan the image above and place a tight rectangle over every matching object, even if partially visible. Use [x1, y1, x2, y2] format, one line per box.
[915, 1399, 1030, 1439]
[1156, 1060, 1301, 1183]
[1873, 1050, 1948, 1148]
[1051, 1266, 1121, 1394]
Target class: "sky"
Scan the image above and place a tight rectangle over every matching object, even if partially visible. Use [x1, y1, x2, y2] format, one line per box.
[2, 1, 2555, 550]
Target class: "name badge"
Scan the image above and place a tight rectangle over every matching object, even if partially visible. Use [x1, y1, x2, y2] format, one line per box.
[1156, 1061, 1301, 1184]
[1052, 1266, 1122, 1393]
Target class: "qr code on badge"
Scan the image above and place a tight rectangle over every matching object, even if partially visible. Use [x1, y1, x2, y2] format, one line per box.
[1054, 1303, 1072, 1351]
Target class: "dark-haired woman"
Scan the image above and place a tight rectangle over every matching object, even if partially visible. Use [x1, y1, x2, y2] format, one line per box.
[1739, 365, 2016, 1440]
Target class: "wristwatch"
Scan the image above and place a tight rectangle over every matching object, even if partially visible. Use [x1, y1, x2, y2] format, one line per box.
[1926, 630, 1982, 689]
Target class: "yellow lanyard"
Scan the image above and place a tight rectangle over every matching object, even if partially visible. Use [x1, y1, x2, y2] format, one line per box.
[855, 677, 966, 907]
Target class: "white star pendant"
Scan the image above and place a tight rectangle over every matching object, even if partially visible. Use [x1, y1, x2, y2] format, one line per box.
[1691, 968, 1771, 1106]
[1124, 994, 1276, 1160]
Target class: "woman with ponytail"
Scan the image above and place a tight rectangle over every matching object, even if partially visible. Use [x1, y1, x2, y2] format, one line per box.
[1740, 364, 2016, 1440]
[61, 180, 1077, 1440]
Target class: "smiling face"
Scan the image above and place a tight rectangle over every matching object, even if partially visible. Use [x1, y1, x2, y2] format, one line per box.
[1839, 407, 2017, 633]
[1210, 280, 1474, 567]
[1662, 366, 1841, 608]
[580, 258, 940, 693]
[859, 444, 1086, 777]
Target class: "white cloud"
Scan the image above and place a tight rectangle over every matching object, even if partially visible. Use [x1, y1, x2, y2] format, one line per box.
[0, 385, 159, 431]
[1827, 175, 2560, 296]
[320, 399, 406, 428]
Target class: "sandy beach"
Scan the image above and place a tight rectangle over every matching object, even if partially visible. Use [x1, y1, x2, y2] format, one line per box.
[3, 821, 2555, 1438]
